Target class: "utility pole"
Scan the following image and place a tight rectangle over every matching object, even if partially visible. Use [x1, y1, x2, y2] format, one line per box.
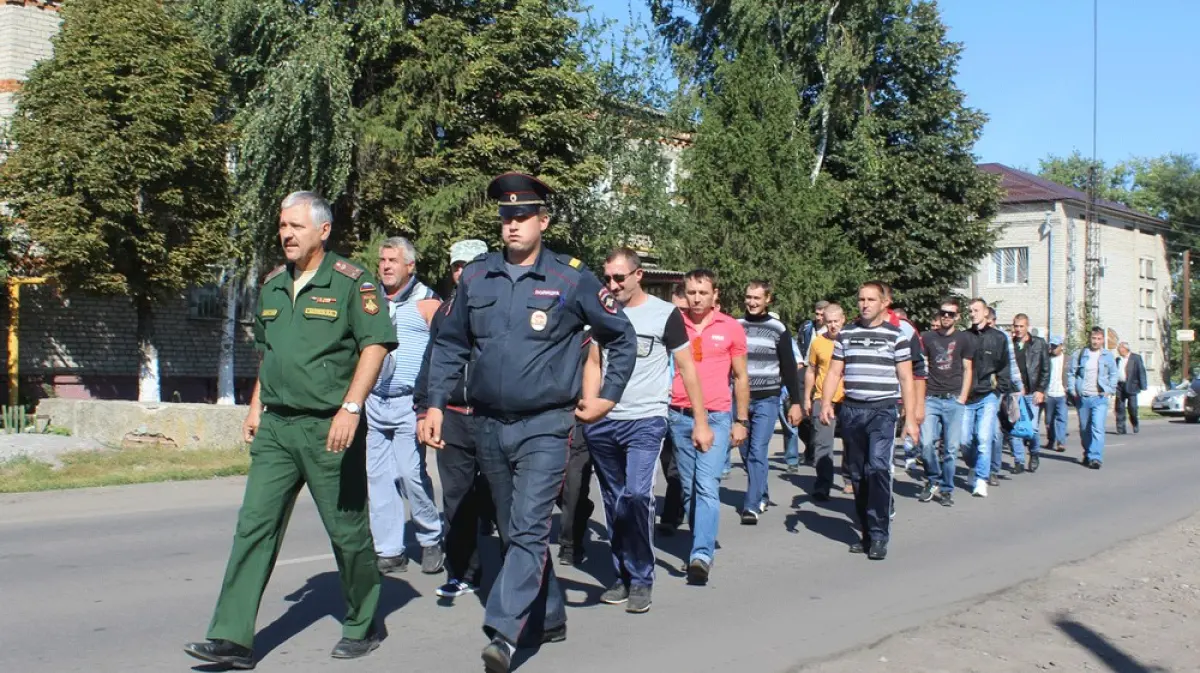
[1184, 248, 1192, 380]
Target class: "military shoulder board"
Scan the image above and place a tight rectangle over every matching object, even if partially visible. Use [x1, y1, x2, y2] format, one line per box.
[264, 265, 286, 283]
[333, 259, 364, 280]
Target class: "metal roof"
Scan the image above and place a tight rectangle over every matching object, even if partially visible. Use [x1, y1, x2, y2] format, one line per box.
[977, 163, 1165, 228]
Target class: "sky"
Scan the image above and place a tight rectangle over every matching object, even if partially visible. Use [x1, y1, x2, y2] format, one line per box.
[582, 0, 1200, 172]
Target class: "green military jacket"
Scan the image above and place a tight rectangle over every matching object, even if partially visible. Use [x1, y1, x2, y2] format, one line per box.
[254, 251, 398, 413]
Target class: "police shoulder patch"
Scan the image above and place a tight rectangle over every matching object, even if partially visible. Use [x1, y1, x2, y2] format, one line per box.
[598, 288, 618, 314]
[556, 253, 583, 270]
[333, 259, 364, 280]
[264, 264, 286, 283]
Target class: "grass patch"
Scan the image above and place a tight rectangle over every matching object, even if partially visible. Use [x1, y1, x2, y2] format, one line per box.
[0, 446, 250, 493]
[1139, 407, 1166, 420]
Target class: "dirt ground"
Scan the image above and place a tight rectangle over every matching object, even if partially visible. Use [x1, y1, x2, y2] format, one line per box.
[799, 510, 1200, 673]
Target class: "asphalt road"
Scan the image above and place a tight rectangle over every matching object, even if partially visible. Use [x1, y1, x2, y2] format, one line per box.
[2, 418, 1197, 673]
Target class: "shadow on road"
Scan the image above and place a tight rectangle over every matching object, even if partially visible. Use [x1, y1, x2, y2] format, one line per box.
[245, 571, 420, 664]
[1054, 616, 1168, 672]
[783, 493, 859, 547]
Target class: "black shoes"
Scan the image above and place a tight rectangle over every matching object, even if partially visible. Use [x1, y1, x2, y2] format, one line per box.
[330, 631, 380, 659]
[940, 492, 955, 507]
[558, 546, 586, 566]
[540, 624, 567, 644]
[1088, 459, 1102, 470]
[849, 537, 869, 554]
[183, 639, 255, 670]
[987, 474, 1000, 487]
[1013, 462, 1026, 475]
[656, 521, 679, 537]
[867, 539, 888, 561]
[482, 638, 514, 673]
[377, 554, 408, 574]
[1029, 454, 1040, 473]
[686, 558, 710, 585]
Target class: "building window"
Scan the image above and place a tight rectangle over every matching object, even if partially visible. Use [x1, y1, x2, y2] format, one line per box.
[1141, 351, 1156, 369]
[1139, 320, 1156, 340]
[1139, 258, 1155, 279]
[991, 247, 1029, 285]
[188, 285, 222, 320]
[1140, 288, 1157, 309]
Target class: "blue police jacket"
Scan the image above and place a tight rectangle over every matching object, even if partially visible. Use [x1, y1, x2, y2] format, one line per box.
[426, 246, 637, 418]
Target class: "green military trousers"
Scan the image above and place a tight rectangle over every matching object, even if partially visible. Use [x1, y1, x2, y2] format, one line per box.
[206, 411, 380, 648]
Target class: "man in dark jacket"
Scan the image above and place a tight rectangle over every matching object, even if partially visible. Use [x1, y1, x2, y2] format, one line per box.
[1010, 314, 1050, 473]
[1114, 342, 1148, 434]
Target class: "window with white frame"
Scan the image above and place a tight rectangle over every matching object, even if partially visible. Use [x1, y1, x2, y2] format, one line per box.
[1140, 288, 1157, 309]
[1141, 351, 1156, 369]
[1139, 258, 1155, 279]
[991, 247, 1029, 285]
[1139, 320, 1156, 340]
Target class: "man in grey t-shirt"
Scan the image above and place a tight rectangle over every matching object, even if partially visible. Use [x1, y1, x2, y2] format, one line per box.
[582, 248, 711, 614]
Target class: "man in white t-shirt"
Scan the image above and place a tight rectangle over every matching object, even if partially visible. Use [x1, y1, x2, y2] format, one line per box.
[582, 248, 711, 614]
[1044, 336, 1069, 452]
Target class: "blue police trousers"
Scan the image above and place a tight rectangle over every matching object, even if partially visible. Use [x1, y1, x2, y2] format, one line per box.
[838, 402, 898, 544]
[583, 416, 667, 587]
[476, 408, 574, 645]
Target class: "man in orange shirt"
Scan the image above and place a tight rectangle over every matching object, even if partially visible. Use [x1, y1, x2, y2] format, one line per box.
[803, 303, 846, 501]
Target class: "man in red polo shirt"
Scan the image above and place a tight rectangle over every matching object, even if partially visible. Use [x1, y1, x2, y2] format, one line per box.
[666, 269, 749, 586]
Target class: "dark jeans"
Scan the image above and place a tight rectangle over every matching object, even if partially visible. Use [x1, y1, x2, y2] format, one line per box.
[477, 409, 574, 645]
[838, 403, 899, 544]
[1115, 389, 1139, 432]
[556, 424, 594, 554]
[659, 430, 684, 527]
[435, 409, 495, 584]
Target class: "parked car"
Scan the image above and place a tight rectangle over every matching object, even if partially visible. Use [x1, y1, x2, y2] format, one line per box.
[1185, 378, 1200, 424]
[1151, 381, 1192, 417]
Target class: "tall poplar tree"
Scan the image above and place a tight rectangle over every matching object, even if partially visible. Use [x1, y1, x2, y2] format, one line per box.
[0, 0, 230, 402]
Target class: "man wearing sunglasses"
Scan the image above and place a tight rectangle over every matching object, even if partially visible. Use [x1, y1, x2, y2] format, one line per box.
[581, 248, 711, 613]
[667, 269, 749, 586]
[916, 300, 975, 507]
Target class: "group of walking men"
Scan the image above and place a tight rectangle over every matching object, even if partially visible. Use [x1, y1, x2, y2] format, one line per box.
[182, 172, 1146, 673]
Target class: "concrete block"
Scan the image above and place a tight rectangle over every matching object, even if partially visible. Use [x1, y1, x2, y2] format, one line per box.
[35, 398, 249, 449]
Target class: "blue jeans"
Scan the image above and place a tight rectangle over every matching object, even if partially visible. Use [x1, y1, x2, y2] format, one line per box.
[920, 396, 964, 494]
[961, 393, 999, 482]
[1077, 395, 1109, 463]
[780, 391, 800, 467]
[669, 409, 732, 565]
[1009, 395, 1041, 462]
[741, 396, 777, 512]
[1045, 395, 1069, 447]
[583, 417, 667, 587]
[991, 412, 1005, 475]
[365, 394, 442, 557]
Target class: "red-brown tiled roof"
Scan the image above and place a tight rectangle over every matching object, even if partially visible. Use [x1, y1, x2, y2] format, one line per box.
[977, 163, 1163, 227]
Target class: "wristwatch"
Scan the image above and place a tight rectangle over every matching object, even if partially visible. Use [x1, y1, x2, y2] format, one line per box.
[735, 418, 750, 427]
[341, 401, 362, 415]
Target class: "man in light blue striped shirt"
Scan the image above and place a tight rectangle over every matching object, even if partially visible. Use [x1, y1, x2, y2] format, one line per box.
[366, 237, 445, 575]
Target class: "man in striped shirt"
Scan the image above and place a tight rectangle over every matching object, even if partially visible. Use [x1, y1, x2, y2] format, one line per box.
[819, 281, 919, 561]
[366, 237, 445, 575]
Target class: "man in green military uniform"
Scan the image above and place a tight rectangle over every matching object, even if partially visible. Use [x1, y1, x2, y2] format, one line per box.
[185, 191, 397, 670]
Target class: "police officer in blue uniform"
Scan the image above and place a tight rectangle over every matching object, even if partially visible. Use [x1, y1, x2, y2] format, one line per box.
[420, 173, 637, 673]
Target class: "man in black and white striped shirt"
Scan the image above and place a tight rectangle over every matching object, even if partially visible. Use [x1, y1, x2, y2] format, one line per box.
[819, 281, 918, 561]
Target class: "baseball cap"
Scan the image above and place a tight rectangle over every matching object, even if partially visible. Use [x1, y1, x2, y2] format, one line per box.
[449, 239, 488, 265]
[1049, 335, 1064, 346]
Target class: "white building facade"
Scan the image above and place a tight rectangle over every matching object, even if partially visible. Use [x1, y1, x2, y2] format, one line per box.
[962, 164, 1171, 401]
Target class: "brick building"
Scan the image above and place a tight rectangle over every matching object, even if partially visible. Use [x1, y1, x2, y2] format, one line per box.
[0, 1, 60, 123]
[962, 164, 1172, 402]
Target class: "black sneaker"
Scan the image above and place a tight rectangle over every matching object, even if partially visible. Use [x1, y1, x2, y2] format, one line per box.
[849, 538, 869, 554]
[540, 624, 567, 644]
[377, 554, 408, 574]
[330, 631, 380, 659]
[987, 474, 999, 487]
[686, 558, 710, 585]
[1013, 462, 1026, 475]
[183, 639, 255, 670]
[939, 492, 955, 508]
[740, 509, 759, 525]
[600, 581, 629, 605]
[1029, 454, 1040, 473]
[435, 579, 478, 599]
[917, 483, 940, 502]
[786, 464, 799, 474]
[1088, 459, 1102, 470]
[626, 584, 652, 614]
[481, 637, 514, 673]
[867, 539, 888, 560]
[558, 546, 586, 566]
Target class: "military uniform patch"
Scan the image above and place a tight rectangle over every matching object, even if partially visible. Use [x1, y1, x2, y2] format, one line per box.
[530, 310, 548, 332]
[567, 258, 583, 269]
[334, 259, 364, 280]
[261, 308, 279, 318]
[359, 281, 376, 293]
[264, 265, 286, 283]
[304, 307, 338, 319]
[311, 296, 337, 304]
[598, 288, 617, 314]
[362, 293, 380, 315]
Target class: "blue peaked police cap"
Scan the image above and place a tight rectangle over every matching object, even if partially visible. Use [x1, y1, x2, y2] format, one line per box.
[487, 172, 553, 219]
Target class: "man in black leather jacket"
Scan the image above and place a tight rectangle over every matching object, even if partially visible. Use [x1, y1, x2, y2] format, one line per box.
[1010, 313, 1049, 473]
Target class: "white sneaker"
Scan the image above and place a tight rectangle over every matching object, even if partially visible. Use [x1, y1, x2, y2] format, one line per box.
[972, 478, 988, 498]
[904, 457, 917, 471]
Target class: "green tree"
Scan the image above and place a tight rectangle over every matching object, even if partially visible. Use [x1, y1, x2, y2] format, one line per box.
[649, 0, 999, 317]
[0, 0, 230, 402]
[668, 41, 864, 319]
[354, 0, 605, 281]
[1037, 150, 1134, 204]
